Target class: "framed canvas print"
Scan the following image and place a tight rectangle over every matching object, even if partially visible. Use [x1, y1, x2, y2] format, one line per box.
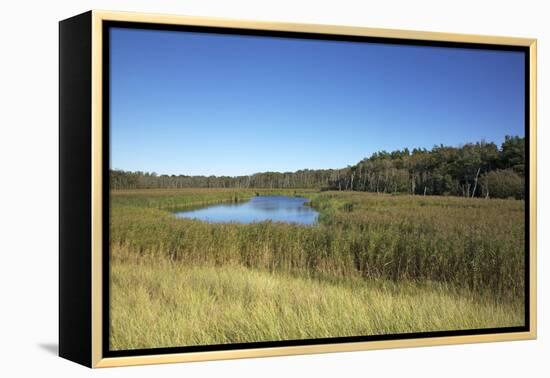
[59, 10, 537, 368]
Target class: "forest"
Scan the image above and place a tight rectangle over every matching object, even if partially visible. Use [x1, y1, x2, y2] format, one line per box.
[110, 136, 525, 199]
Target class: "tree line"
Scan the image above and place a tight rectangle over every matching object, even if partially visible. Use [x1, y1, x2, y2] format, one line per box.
[111, 136, 525, 199]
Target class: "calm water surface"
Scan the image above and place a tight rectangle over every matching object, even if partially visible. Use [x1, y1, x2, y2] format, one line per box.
[174, 195, 319, 225]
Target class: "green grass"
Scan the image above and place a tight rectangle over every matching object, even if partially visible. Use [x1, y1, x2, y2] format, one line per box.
[109, 188, 525, 350]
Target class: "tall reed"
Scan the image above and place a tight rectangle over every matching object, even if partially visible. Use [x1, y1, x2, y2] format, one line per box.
[111, 189, 525, 301]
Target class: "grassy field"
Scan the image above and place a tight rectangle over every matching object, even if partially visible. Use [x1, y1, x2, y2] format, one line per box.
[109, 188, 525, 350]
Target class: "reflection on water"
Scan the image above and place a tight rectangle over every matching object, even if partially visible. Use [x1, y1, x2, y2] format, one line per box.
[174, 196, 319, 225]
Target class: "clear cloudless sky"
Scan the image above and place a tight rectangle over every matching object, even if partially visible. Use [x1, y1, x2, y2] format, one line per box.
[110, 27, 525, 176]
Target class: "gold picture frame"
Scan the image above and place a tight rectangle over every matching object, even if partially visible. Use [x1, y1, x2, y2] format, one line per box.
[59, 10, 537, 368]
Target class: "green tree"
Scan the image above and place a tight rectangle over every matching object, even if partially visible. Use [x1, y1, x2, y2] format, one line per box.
[480, 169, 524, 199]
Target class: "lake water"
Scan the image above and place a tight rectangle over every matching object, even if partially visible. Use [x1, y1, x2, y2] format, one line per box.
[174, 195, 319, 225]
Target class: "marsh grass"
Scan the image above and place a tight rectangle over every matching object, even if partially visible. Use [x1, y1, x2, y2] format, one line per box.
[111, 245, 523, 350]
[109, 188, 525, 350]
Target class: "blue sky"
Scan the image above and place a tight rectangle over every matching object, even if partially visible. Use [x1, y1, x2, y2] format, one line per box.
[110, 27, 525, 176]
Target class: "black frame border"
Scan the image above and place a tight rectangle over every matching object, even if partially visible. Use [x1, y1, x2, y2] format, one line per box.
[59, 11, 93, 367]
[101, 20, 531, 358]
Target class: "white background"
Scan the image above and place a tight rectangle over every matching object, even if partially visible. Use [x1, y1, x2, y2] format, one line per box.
[0, 0, 547, 376]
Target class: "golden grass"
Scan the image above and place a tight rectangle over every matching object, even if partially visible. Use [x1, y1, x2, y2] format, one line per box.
[110, 244, 523, 350]
[109, 188, 525, 350]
